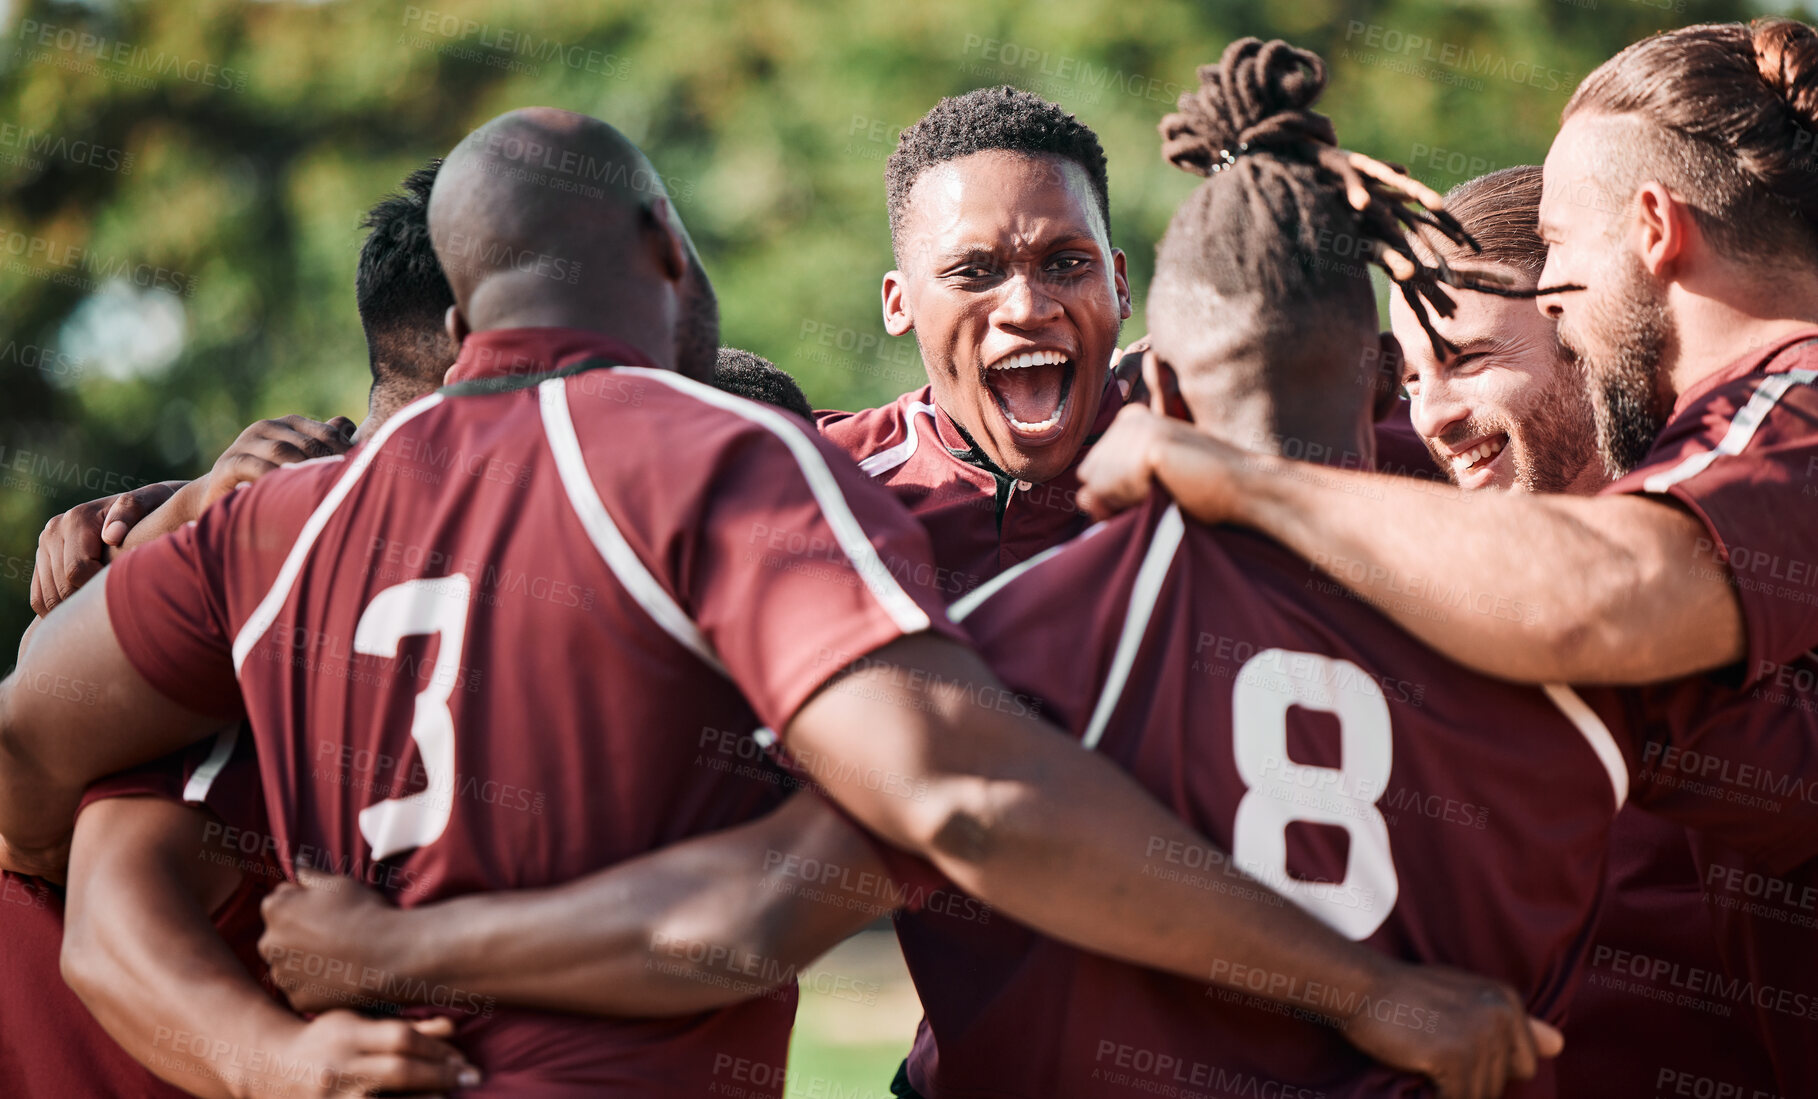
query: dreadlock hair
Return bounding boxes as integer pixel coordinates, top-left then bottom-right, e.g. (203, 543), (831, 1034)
(885, 86), (1110, 261)
(1564, 18), (1818, 265)
(356, 158), (458, 394)
(712, 348), (814, 421)
(1155, 38), (1505, 359)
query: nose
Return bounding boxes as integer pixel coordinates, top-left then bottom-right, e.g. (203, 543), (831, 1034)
(1410, 372), (1470, 446)
(994, 270), (1063, 331)
(1536, 252), (1564, 320)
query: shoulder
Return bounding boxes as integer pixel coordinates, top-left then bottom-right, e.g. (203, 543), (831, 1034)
(956, 495), (1176, 635)
(1611, 340), (1818, 497)
(816, 387), (940, 462)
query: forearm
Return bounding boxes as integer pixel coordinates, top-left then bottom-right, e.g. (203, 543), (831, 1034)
(789, 637), (1394, 1020)
(0, 576), (226, 856)
(920, 729), (1390, 1015)
(315, 794), (877, 1017)
(1169, 434), (1741, 684)
(64, 801), (283, 1099)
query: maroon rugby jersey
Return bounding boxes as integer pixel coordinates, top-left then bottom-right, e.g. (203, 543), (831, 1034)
(816, 378), (1123, 586)
(0, 734), (267, 1097)
(1607, 330), (1818, 683)
(103, 326), (960, 1097)
(898, 494), (1818, 1099)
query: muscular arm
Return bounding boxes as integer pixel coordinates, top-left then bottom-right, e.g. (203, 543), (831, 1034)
(62, 796), (276, 1099)
(1080, 408), (1742, 685)
(782, 633), (1554, 1090)
(261, 790), (884, 1018)
(63, 796), (477, 1098)
(0, 572), (229, 871)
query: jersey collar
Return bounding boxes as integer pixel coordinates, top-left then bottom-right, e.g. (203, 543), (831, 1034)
(443, 326), (658, 386)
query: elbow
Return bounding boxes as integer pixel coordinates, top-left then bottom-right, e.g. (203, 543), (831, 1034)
(59, 900), (107, 1007)
(908, 773), (1032, 879)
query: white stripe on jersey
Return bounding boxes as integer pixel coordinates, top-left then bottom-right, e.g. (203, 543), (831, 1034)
(857, 400), (939, 478)
(624, 367), (933, 634)
(1080, 504), (1184, 751)
(181, 726), (240, 804)
(1541, 684), (1629, 810)
(538, 378), (729, 674)
(1641, 368), (1818, 493)
(949, 522), (1107, 623)
(231, 394), (447, 675)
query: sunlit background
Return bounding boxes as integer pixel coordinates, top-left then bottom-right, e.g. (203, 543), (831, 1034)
(0, 0), (1790, 1090)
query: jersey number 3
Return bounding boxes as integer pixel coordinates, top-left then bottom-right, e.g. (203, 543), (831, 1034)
(355, 576), (472, 862)
(1231, 649), (1398, 940)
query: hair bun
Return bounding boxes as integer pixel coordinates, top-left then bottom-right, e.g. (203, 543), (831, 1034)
(1753, 17), (1818, 128)
(1158, 37), (1337, 177)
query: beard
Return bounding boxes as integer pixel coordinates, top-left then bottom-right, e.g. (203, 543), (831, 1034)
(1510, 346), (1600, 494)
(673, 249), (721, 382)
(1562, 256), (1676, 478)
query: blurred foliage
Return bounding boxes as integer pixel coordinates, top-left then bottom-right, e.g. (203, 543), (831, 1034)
(0, 0), (1775, 711)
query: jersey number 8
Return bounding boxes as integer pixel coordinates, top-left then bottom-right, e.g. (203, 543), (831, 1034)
(1230, 649), (1398, 941)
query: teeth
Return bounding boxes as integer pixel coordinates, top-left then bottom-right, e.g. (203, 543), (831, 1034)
(1009, 406), (1065, 432)
(990, 350), (1068, 371)
(1450, 437), (1507, 471)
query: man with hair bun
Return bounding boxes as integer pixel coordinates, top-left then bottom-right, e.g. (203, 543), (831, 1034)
(1080, 26), (1818, 1089)
(1389, 165), (1809, 1099)
(1081, 17), (1818, 704)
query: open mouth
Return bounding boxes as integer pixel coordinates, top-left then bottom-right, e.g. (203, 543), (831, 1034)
(984, 349), (1075, 441)
(1447, 433), (1509, 483)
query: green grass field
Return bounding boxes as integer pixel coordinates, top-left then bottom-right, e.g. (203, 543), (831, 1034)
(784, 927), (919, 1099)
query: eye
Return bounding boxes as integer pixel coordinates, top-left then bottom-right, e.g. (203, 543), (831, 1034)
(944, 263), (996, 282)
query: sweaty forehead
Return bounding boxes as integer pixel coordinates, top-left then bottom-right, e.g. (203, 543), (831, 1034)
(899, 151), (1106, 266)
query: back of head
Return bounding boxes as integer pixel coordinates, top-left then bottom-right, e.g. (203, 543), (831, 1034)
(357, 158), (457, 395)
(712, 348), (813, 421)
(1424, 166), (1546, 282)
(1565, 18), (1818, 262)
(431, 107), (718, 378)
(1151, 39), (1473, 381)
(885, 86), (1111, 260)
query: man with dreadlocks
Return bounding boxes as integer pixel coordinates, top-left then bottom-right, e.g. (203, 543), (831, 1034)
(889, 37), (1818, 1097)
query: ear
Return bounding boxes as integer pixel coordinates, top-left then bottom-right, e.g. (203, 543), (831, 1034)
(1143, 353), (1193, 424)
(882, 270), (914, 337)
(1111, 248), (1132, 320)
(444, 305), (469, 352)
(644, 196), (690, 283)
(1632, 181), (1688, 278)
(1372, 331), (1405, 422)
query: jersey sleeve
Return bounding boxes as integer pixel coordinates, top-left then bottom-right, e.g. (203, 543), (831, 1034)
(1605, 366), (1818, 685)
(1619, 664), (1818, 873)
(78, 726), (266, 840)
(684, 418), (966, 733)
(106, 458), (329, 721)
(106, 506), (245, 722)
